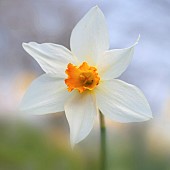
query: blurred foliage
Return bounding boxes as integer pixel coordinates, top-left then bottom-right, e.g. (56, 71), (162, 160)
(0, 120), (84, 170)
(0, 120), (170, 170)
(107, 124), (170, 170)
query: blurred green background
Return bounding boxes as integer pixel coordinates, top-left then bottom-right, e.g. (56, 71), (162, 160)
(1, 117), (170, 170)
(0, 0), (170, 169)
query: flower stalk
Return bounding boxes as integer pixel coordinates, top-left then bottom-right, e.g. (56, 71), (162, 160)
(99, 111), (107, 170)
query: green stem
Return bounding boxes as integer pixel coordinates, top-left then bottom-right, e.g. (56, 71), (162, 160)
(99, 111), (107, 170)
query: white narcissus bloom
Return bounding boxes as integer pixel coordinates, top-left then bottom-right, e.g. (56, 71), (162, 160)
(20, 6), (152, 146)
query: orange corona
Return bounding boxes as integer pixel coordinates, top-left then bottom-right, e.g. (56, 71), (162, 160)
(65, 62), (100, 93)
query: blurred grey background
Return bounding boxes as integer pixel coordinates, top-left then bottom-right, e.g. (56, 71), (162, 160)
(0, 0), (170, 115)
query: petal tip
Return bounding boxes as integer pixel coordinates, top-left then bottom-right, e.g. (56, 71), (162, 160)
(133, 34), (140, 46)
(22, 42), (27, 48)
(147, 107), (153, 119)
(136, 34), (140, 44)
(91, 5), (103, 15)
(70, 139), (75, 149)
(22, 42), (37, 47)
(143, 111), (153, 121)
(93, 5), (100, 10)
(22, 42), (39, 52)
(149, 113), (153, 119)
(22, 42), (33, 50)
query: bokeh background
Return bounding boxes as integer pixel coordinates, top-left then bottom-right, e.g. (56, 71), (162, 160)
(0, 0), (170, 169)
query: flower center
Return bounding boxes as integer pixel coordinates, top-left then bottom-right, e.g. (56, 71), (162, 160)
(65, 62), (100, 93)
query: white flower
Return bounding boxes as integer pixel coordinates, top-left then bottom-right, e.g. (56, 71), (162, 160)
(20, 6), (152, 146)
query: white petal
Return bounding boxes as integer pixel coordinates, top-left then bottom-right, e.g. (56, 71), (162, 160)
(20, 74), (70, 115)
(96, 79), (152, 123)
(70, 6), (109, 65)
(23, 42), (77, 78)
(64, 91), (97, 146)
(98, 35), (140, 80)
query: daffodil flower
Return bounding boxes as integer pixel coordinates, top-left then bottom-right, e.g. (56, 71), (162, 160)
(20, 6), (152, 146)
